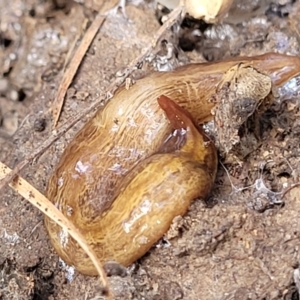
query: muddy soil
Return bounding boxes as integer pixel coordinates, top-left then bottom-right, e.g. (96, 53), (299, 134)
(1, 0), (300, 299)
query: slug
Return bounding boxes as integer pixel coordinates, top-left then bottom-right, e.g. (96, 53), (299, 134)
(45, 53), (300, 275)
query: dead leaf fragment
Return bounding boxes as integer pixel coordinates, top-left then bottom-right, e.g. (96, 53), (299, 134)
(183, 0), (234, 23)
(212, 63), (272, 160)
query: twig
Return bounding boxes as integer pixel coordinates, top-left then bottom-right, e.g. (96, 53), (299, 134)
(281, 182), (300, 198)
(52, 14), (106, 127)
(0, 161), (112, 299)
(102, 5), (185, 96)
(0, 5), (185, 193)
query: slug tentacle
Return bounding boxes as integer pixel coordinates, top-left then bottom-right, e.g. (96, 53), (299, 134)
(45, 53), (300, 275)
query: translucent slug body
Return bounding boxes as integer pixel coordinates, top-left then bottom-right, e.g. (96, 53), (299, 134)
(45, 53), (300, 275)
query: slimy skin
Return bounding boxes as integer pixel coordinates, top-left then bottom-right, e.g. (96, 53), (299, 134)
(44, 53), (300, 275)
(45, 95), (217, 275)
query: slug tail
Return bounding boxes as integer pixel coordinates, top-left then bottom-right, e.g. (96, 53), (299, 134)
(157, 95), (206, 157)
(157, 95), (195, 130)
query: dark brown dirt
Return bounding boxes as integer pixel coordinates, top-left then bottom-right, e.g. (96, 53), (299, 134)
(1, 0), (300, 299)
